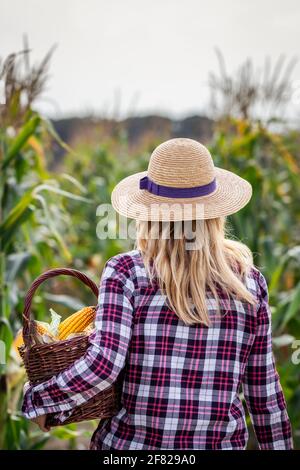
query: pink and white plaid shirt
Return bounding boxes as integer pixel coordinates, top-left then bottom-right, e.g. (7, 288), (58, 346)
(22, 249), (293, 450)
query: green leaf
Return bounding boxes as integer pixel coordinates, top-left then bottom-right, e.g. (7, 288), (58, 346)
(44, 119), (77, 156)
(6, 252), (31, 282)
(44, 293), (85, 311)
(0, 317), (13, 361)
(0, 203), (34, 251)
(2, 115), (40, 169)
(273, 334), (295, 347)
(51, 426), (79, 440)
(36, 183), (91, 203)
(269, 259), (287, 294)
(0, 189), (34, 233)
(281, 281), (300, 330)
(59, 173), (88, 194)
(28, 437), (49, 450)
(34, 194), (72, 262)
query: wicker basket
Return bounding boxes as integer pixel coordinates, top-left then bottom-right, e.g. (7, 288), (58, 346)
(20, 268), (123, 427)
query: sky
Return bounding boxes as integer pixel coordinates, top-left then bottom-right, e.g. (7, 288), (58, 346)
(1, 0), (300, 119)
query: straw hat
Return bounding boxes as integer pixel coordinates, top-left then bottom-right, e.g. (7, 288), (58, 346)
(111, 138), (252, 221)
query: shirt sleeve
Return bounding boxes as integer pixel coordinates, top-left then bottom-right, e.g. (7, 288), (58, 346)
(22, 256), (135, 421)
(242, 271), (293, 450)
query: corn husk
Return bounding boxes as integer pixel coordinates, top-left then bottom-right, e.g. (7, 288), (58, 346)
(13, 307), (95, 355)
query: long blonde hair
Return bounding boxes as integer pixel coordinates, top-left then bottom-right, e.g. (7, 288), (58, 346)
(136, 217), (256, 326)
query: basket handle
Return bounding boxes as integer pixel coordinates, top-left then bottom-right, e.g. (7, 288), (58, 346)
(22, 268), (99, 349)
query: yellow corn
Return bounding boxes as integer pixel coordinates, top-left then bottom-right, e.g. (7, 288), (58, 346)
(58, 306), (95, 340)
(13, 323), (55, 356)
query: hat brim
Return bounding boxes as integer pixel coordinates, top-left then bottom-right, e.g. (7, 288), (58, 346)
(111, 168), (252, 221)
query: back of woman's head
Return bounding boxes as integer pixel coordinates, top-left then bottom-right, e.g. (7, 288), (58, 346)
(137, 217), (256, 326)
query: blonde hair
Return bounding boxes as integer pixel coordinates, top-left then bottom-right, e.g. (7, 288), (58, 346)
(136, 217), (256, 326)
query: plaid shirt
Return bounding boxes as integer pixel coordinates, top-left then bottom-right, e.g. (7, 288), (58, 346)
(22, 249), (293, 450)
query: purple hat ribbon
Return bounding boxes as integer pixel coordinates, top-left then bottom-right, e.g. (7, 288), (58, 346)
(139, 175), (217, 198)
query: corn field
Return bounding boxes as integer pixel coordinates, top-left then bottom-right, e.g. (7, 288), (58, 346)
(0, 50), (300, 449)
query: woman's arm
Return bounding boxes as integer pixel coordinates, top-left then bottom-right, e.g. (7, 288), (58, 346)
(242, 271), (293, 450)
(22, 256), (134, 421)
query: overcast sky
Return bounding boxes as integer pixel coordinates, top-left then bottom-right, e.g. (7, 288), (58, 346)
(1, 0), (300, 119)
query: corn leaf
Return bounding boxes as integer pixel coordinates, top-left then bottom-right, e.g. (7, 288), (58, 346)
(35, 183), (91, 203)
(0, 207), (34, 251)
(2, 115), (40, 169)
(281, 281), (300, 330)
(44, 293), (85, 311)
(6, 252), (31, 282)
(59, 173), (88, 193)
(34, 194), (72, 262)
(44, 119), (76, 156)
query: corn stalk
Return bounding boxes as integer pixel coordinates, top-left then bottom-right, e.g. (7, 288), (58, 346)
(0, 45), (90, 449)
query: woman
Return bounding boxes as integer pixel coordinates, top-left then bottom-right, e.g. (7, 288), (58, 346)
(22, 138), (293, 450)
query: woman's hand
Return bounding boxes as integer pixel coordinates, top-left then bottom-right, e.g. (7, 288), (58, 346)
(31, 415), (50, 432)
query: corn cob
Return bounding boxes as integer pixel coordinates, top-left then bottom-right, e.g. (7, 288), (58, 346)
(58, 306), (96, 340)
(13, 323), (55, 356)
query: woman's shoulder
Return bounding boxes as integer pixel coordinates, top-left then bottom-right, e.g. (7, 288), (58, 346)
(245, 265), (269, 302)
(103, 249), (147, 283)
(105, 249), (143, 269)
